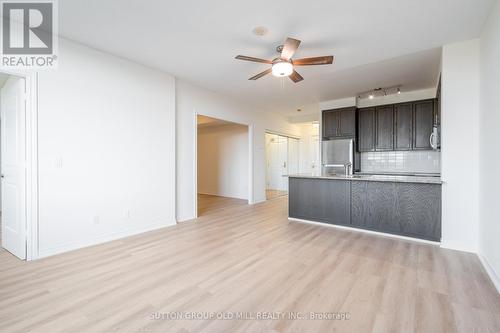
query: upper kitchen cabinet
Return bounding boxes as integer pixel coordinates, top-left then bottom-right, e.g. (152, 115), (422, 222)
(358, 107), (375, 152)
(339, 108), (356, 137)
(356, 98), (437, 152)
(375, 105), (394, 151)
(413, 100), (434, 150)
(322, 107), (356, 140)
(322, 110), (339, 139)
(394, 103), (413, 150)
(435, 76), (441, 126)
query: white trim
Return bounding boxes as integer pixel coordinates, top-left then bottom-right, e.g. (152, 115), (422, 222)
(478, 254), (500, 294)
(196, 191), (247, 201)
(38, 221), (173, 259)
(439, 241), (477, 254)
(25, 73), (39, 261)
(194, 113), (253, 215)
(193, 110), (198, 219)
(248, 125), (254, 204)
(1, 69), (39, 261)
(288, 217), (441, 246)
(265, 129), (300, 140)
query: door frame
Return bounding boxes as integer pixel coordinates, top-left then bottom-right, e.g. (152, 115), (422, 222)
(0, 69), (38, 261)
(193, 113), (253, 218)
(264, 131), (301, 194)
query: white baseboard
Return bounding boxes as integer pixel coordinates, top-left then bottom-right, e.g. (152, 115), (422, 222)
(197, 191), (248, 201)
(37, 221), (175, 259)
(478, 254), (500, 294)
(288, 217), (441, 246)
(439, 240), (477, 254)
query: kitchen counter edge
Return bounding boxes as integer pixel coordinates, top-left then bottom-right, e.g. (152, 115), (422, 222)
(288, 174), (443, 184)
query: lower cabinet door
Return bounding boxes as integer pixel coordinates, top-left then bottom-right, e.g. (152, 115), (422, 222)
(289, 178), (351, 226)
(394, 183), (441, 241)
(351, 181), (400, 234)
(351, 181), (441, 241)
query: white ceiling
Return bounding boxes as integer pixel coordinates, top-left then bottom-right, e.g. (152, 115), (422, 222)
(197, 115), (237, 128)
(59, 0), (494, 116)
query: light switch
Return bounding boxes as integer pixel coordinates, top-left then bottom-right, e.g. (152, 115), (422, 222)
(55, 157), (63, 168)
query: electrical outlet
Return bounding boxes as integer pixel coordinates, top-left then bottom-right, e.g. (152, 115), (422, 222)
(125, 209), (131, 219)
(93, 216), (100, 225)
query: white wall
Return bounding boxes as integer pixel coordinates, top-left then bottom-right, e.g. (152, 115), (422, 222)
(197, 123), (248, 200)
(176, 80), (301, 221)
(479, 0), (500, 292)
(319, 97), (356, 110)
(356, 88), (437, 108)
(297, 122), (320, 174)
(440, 39), (480, 253)
(37, 39), (176, 257)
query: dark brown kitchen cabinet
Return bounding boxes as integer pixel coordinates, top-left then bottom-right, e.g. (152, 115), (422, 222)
(322, 107), (356, 140)
(413, 100), (434, 150)
(394, 103), (413, 150)
(358, 108), (376, 152)
(375, 105), (394, 151)
(339, 108), (356, 137)
(322, 110), (339, 139)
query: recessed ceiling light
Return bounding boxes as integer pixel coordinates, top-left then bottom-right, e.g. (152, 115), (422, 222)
(368, 94), (374, 99)
(252, 26), (268, 36)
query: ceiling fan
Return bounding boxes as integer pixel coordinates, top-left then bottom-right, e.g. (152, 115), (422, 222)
(235, 37), (334, 83)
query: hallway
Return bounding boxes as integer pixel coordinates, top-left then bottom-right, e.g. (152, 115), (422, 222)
(197, 194), (247, 217)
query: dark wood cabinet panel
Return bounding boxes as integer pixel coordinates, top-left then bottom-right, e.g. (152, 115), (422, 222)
(413, 100), (434, 150)
(322, 107), (356, 140)
(356, 99), (436, 152)
(358, 108), (375, 152)
(289, 177), (442, 241)
(351, 181), (400, 234)
(351, 181), (441, 241)
(289, 178), (351, 226)
(339, 108), (356, 137)
(435, 77), (441, 126)
(394, 103), (413, 150)
(375, 105), (394, 151)
(394, 183), (442, 241)
(322, 110), (339, 139)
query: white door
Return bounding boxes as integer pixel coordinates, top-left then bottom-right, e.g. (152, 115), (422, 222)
(1, 76), (26, 259)
(287, 137), (299, 175)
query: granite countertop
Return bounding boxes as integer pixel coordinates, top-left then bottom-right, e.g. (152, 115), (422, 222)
(287, 173), (443, 184)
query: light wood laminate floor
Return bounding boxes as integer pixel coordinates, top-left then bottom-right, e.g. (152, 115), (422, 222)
(197, 194), (247, 216)
(1, 196), (499, 332)
(266, 189), (287, 200)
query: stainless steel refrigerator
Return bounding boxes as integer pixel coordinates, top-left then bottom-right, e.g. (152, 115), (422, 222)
(321, 139), (355, 175)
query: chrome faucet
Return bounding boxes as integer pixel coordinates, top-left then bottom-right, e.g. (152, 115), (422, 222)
(344, 162), (353, 176)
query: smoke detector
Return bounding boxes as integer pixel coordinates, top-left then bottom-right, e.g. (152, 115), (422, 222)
(252, 26), (268, 36)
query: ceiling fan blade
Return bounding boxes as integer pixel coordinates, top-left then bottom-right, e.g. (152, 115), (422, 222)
(235, 55), (272, 64)
(281, 37), (301, 60)
(293, 56), (334, 66)
(249, 68), (272, 80)
(289, 70), (304, 83)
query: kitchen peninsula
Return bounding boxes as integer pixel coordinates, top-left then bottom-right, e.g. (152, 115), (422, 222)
(288, 173), (442, 241)
(289, 95), (442, 242)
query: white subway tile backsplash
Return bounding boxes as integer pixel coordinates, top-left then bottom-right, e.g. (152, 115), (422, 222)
(360, 151), (440, 174)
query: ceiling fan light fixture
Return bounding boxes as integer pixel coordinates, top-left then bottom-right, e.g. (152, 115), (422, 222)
(272, 61), (293, 77)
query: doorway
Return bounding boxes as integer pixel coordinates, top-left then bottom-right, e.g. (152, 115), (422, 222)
(196, 115), (250, 217)
(265, 132), (299, 200)
(0, 71), (38, 260)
